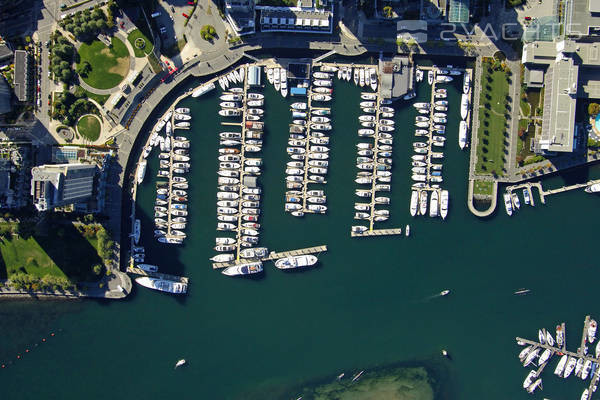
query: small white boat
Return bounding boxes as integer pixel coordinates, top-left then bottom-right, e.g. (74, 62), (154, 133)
(589, 319), (597, 343)
(554, 354), (568, 377)
(175, 359), (186, 369)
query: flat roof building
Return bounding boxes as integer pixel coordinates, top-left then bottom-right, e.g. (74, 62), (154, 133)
(31, 163), (96, 211)
(13, 50), (29, 102)
(224, 0), (256, 36)
(565, 0), (600, 38)
(522, 39), (600, 154)
(259, 8), (332, 34)
(248, 65), (261, 86)
(0, 42), (13, 64)
(379, 56), (412, 99)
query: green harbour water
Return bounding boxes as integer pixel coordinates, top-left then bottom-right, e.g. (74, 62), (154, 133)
(3, 64), (600, 399)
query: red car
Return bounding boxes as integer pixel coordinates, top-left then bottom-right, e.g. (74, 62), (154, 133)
(120, 21), (125, 28)
(524, 16), (531, 21)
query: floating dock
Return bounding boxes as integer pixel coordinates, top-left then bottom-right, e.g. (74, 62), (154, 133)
(212, 245), (327, 269)
(351, 228), (403, 237)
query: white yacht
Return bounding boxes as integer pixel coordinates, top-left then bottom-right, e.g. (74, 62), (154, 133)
(275, 254), (318, 269)
(463, 72), (470, 94)
(523, 370), (537, 389)
(459, 120), (468, 149)
(280, 68), (288, 97)
(135, 277), (187, 294)
(419, 190), (428, 216)
(137, 160), (147, 184)
(429, 190), (439, 217)
(222, 262), (263, 276)
(460, 93), (469, 120)
(427, 70), (433, 85)
(585, 183), (600, 193)
(274, 67), (280, 91)
(440, 190), (449, 220)
(267, 68), (274, 84)
(564, 356), (577, 378)
(503, 193), (513, 216)
(369, 68), (377, 91)
(554, 354), (568, 377)
(589, 319), (597, 343)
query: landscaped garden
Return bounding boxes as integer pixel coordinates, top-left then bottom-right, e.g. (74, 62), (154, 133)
(475, 57), (511, 177)
(127, 29), (153, 58)
(77, 115), (101, 141)
(473, 180), (494, 196)
(77, 37), (130, 90)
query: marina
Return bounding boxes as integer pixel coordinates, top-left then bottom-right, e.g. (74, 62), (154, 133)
(516, 316), (600, 397)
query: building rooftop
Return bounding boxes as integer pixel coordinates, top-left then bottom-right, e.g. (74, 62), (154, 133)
(566, 0), (600, 37)
(525, 68), (545, 88)
(540, 57), (579, 153)
(0, 43), (13, 63)
(379, 56), (411, 99)
(13, 50), (28, 102)
(31, 163), (96, 211)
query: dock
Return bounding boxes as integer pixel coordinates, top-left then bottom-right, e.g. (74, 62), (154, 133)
(351, 228), (403, 237)
(126, 266), (189, 284)
(506, 178), (600, 207)
(212, 245), (327, 269)
(516, 315), (600, 397)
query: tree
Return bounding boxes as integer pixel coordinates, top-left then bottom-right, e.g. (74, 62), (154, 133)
(383, 5), (393, 18)
(588, 103), (600, 116)
(93, 264), (102, 275)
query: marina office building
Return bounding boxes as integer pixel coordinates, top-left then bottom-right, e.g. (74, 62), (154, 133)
(30, 163), (96, 211)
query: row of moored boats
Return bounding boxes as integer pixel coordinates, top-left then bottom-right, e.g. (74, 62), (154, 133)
(152, 107), (192, 245)
(214, 77), (266, 267)
(352, 92), (398, 233)
(283, 65), (339, 216)
(518, 321), (598, 398)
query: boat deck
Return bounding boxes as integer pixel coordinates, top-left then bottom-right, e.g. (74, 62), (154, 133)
(126, 267), (189, 284)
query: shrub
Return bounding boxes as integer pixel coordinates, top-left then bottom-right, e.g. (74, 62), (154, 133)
(588, 103), (600, 117)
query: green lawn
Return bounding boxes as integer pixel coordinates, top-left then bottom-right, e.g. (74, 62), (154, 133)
(77, 37), (130, 90)
(473, 180), (494, 196)
(475, 63), (510, 176)
(0, 223), (103, 282)
(127, 29), (153, 58)
(77, 114), (101, 141)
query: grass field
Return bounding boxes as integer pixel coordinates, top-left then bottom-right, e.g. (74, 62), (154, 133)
(77, 37), (130, 90)
(77, 114), (101, 141)
(127, 29), (153, 58)
(475, 63), (510, 176)
(0, 223), (103, 282)
(473, 180), (494, 196)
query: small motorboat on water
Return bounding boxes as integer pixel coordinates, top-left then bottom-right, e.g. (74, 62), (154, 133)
(175, 359), (187, 369)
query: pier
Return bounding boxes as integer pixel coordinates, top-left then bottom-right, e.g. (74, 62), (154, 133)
(516, 315), (600, 397)
(351, 228), (403, 237)
(212, 245), (327, 269)
(506, 178), (600, 207)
